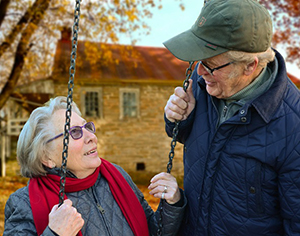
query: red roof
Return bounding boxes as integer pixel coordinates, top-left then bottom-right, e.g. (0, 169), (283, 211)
(51, 30), (299, 87)
(52, 40), (194, 85)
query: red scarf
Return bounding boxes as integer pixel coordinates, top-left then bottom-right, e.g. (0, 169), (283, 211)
(29, 158), (149, 236)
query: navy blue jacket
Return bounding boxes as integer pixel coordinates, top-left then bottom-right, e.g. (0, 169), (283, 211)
(165, 50), (300, 235)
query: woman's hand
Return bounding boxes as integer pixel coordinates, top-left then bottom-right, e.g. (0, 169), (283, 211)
(48, 199), (84, 236)
(148, 172), (181, 205)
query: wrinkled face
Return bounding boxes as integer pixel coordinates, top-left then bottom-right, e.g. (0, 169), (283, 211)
(197, 54), (249, 99)
(48, 109), (101, 178)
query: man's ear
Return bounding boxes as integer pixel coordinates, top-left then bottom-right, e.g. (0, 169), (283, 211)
(244, 57), (259, 76)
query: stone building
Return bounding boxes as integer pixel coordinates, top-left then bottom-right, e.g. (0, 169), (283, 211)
(3, 29), (194, 179)
(1, 29), (300, 179)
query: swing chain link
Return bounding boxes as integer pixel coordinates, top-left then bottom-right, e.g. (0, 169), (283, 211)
(166, 61), (194, 174)
(157, 61), (194, 236)
(59, 0), (81, 206)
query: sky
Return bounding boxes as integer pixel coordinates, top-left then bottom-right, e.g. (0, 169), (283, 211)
(120, 0), (201, 47)
(119, 0), (299, 77)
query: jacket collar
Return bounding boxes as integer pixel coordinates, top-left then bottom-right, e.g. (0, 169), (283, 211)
(197, 49), (288, 123)
(251, 50), (287, 123)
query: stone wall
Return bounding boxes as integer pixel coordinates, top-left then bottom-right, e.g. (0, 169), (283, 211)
(54, 82), (185, 179)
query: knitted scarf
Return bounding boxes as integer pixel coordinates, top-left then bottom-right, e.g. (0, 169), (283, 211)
(29, 158), (149, 236)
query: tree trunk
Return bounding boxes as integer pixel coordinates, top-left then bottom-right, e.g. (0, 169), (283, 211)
(0, 0), (48, 58)
(0, 0), (51, 109)
(0, 0), (10, 27)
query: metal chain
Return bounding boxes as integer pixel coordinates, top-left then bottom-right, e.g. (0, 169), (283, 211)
(166, 61), (194, 173)
(156, 61), (194, 235)
(59, 0), (81, 206)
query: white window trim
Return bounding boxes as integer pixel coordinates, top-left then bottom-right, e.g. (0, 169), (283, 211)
(119, 88), (140, 120)
(80, 87), (103, 119)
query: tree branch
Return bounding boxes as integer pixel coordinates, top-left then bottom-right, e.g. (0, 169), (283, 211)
(0, 0), (10, 27)
(0, 0), (49, 58)
(0, 0), (51, 109)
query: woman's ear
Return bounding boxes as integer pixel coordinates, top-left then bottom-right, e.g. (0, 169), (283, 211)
(244, 57), (259, 76)
(42, 158), (56, 168)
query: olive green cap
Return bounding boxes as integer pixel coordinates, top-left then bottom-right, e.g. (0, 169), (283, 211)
(163, 0), (273, 61)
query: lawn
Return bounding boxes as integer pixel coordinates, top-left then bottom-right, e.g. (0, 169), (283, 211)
(0, 160), (160, 235)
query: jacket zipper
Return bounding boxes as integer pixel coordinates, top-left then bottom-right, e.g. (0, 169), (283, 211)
(91, 187), (113, 236)
(223, 105), (228, 117)
(97, 203), (105, 214)
(210, 96), (220, 130)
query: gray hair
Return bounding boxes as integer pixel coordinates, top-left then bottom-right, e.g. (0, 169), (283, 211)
(225, 47), (275, 70)
(17, 96), (81, 178)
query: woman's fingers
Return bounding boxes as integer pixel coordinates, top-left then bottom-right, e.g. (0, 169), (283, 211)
(48, 199), (84, 236)
(148, 172), (181, 204)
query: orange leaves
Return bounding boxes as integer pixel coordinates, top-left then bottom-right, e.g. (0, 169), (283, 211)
(125, 8), (138, 22)
(258, 0), (300, 67)
(137, 185), (160, 210)
(0, 0), (187, 111)
(0, 175), (28, 234)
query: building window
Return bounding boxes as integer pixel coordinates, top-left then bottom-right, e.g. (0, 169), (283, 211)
(119, 88), (140, 119)
(136, 162), (145, 171)
(80, 88), (103, 118)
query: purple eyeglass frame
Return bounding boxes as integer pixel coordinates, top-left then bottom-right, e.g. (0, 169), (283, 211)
(46, 122), (95, 143)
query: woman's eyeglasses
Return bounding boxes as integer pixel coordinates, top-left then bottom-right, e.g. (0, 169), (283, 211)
(199, 61), (234, 75)
(46, 122), (96, 143)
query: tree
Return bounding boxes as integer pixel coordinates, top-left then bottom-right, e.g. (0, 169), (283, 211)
(0, 0), (51, 109)
(0, 0), (299, 111)
(0, 0), (184, 109)
(259, 0), (300, 67)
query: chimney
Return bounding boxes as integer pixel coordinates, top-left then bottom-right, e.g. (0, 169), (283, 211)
(61, 27), (72, 42)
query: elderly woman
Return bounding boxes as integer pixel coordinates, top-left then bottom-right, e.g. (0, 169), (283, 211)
(4, 96), (186, 236)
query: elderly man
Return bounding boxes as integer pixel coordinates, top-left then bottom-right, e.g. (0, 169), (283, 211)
(163, 0), (300, 235)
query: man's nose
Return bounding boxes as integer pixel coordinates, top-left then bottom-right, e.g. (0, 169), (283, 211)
(197, 62), (210, 76)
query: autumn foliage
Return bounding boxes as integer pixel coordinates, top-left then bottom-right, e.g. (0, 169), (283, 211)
(0, 0), (170, 109)
(0, 0), (299, 111)
(259, 0), (300, 67)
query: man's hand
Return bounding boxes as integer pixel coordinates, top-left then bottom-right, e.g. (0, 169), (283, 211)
(164, 79), (195, 122)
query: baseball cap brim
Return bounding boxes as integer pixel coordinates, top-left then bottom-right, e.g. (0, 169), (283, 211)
(163, 29), (229, 62)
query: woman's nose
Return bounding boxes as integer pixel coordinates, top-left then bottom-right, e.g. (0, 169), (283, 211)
(84, 129), (97, 143)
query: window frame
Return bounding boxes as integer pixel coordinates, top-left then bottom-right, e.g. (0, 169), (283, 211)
(80, 87), (103, 119)
(119, 88), (140, 120)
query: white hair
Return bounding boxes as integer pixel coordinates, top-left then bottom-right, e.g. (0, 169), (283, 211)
(225, 47), (275, 69)
(17, 96), (81, 178)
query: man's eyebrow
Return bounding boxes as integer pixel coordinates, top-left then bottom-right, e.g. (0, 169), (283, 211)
(203, 59), (217, 66)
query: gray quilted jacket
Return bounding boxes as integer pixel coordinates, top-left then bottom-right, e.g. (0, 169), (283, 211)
(4, 164), (186, 235)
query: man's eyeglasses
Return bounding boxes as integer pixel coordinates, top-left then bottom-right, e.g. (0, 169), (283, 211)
(199, 61), (234, 75)
(46, 121), (96, 143)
